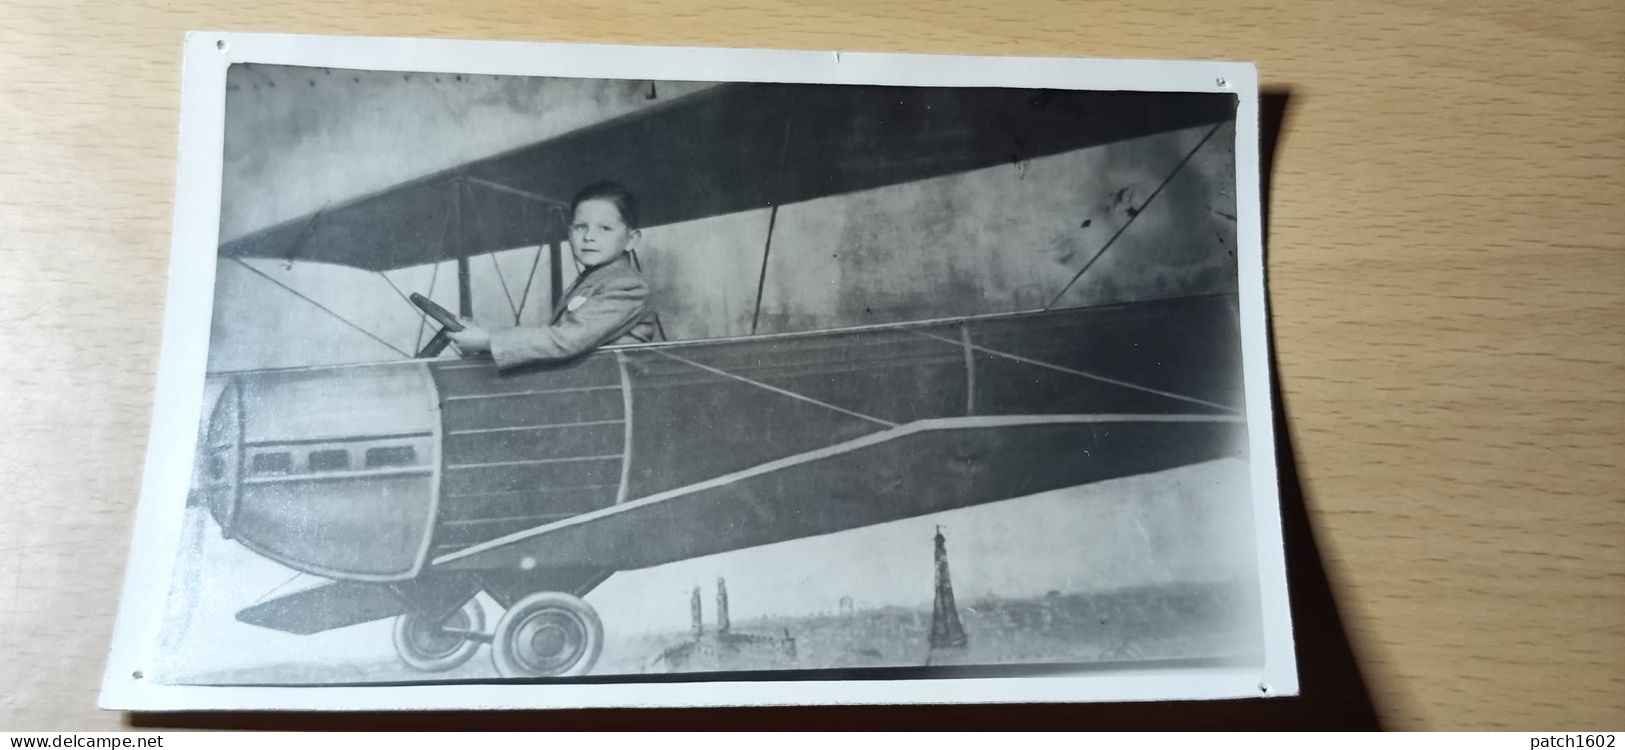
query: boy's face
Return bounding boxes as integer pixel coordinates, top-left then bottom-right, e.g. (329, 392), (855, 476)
(569, 199), (638, 269)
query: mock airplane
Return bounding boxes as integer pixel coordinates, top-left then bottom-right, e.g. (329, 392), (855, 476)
(196, 81), (1245, 678)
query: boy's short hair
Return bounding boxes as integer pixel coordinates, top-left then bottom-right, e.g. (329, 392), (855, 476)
(570, 181), (640, 230)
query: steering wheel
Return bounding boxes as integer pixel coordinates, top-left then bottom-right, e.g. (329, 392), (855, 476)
(410, 293), (465, 358)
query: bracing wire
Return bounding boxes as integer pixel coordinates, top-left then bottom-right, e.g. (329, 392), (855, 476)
(377, 268), (444, 357)
(1044, 122), (1226, 310)
(375, 269), (415, 308)
(231, 259), (409, 357)
(514, 244), (546, 325)
(488, 250), (520, 322)
(462, 180), (521, 320)
(248, 570), (306, 607)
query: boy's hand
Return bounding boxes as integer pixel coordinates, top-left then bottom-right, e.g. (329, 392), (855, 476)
(447, 318), (492, 355)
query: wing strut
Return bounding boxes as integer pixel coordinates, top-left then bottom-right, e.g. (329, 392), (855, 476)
(459, 176), (573, 322)
(750, 204), (780, 335)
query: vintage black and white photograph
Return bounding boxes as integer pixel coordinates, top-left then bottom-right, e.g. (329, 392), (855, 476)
(102, 35), (1292, 710)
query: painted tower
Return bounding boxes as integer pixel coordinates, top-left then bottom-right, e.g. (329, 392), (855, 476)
(929, 526), (968, 649)
(716, 577), (731, 634)
(690, 586), (703, 638)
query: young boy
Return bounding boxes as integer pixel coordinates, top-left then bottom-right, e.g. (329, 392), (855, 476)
(448, 182), (657, 368)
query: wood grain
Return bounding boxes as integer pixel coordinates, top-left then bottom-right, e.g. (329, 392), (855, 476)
(1, 0), (1620, 730)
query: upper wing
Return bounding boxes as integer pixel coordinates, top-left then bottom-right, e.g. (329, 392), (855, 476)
(220, 83), (1234, 271)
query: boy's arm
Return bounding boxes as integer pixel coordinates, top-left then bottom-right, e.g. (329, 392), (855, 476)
(488, 275), (648, 368)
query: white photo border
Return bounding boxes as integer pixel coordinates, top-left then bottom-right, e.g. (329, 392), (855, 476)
(101, 31), (1293, 712)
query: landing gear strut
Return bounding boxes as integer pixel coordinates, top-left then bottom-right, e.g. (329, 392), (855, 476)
(392, 598), (486, 672)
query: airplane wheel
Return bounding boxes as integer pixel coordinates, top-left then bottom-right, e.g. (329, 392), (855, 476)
(491, 592), (603, 678)
(393, 598), (485, 672)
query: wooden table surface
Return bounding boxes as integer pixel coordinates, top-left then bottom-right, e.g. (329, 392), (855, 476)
(1, 0), (1620, 731)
